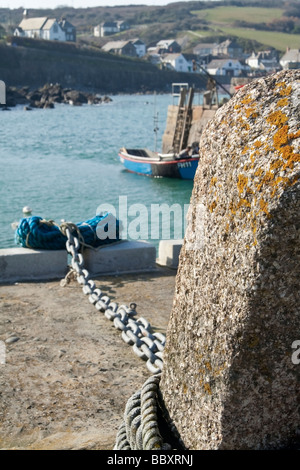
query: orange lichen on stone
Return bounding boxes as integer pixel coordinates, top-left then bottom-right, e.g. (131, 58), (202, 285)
(273, 125), (289, 147)
(251, 219), (257, 235)
(237, 198), (251, 209)
(267, 110), (288, 127)
(241, 95), (253, 105)
(271, 125), (300, 170)
(253, 141), (263, 149)
(281, 147), (300, 169)
(269, 159), (283, 171)
(275, 82), (292, 97)
(237, 174), (248, 194)
(241, 121), (250, 131)
(209, 200), (217, 212)
(289, 129), (300, 140)
(245, 108), (258, 119)
(210, 177), (218, 187)
(255, 168), (264, 177)
(259, 198), (271, 218)
(277, 97), (289, 108)
(203, 383), (212, 395)
(279, 85), (292, 96)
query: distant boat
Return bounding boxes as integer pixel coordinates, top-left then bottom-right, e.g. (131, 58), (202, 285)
(118, 147), (199, 179)
(119, 76), (231, 180)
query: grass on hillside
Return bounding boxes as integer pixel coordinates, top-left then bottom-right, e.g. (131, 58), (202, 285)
(189, 5), (300, 52)
(216, 26), (300, 52)
(192, 6), (283, 24)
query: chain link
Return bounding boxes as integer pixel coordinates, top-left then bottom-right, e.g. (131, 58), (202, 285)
(61, 227), (165, 374)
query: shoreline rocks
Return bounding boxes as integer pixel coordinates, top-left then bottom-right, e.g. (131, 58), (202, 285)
(1, 83), (112, 110)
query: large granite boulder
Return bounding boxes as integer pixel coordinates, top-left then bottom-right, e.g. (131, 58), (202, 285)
(160, 69), (300, 449)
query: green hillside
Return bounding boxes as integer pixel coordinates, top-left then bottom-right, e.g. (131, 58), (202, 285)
(191, 5), (300, 52)
(1, 1), (300, 53)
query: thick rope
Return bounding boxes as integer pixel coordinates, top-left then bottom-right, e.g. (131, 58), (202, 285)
(114, 375), (173, 450)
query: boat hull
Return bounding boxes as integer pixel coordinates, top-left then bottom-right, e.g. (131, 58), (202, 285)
(119, 148), (199, 180)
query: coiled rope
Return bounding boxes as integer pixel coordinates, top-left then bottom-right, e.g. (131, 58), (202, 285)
(114, 375), (166, 450)
(15, 214), (120, 250)
(114, 374), (185, 450)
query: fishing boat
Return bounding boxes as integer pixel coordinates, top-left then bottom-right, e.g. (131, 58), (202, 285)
(119, 77), (231, 180)
(118, 147), (199, 179)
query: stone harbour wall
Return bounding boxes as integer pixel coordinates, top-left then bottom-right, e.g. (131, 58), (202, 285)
(160, 69), (300, 449)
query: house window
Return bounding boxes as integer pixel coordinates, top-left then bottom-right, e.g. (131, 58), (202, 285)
(53, 24), (58, 33)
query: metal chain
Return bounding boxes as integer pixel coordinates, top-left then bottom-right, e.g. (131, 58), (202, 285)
(61, 226), (165, 374)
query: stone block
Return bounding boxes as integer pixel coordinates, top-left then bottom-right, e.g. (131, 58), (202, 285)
(0, 248), (68, 283)
(157, 240), (183, 268)
(160, 70), (300, 450)
(82, 240), (157, 276)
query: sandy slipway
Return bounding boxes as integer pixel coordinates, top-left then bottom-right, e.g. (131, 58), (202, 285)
(0, 268), (176, 450)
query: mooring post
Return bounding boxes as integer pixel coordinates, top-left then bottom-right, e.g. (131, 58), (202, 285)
(160, 69), (300, 450)
(0, 80), (6, 105)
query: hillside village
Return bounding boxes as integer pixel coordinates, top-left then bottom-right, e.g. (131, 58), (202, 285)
(10, 9), (300, 81)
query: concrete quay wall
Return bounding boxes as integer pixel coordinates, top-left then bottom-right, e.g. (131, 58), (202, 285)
(0, 240), (183, 283)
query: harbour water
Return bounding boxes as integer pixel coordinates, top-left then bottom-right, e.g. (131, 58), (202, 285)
(0, 93), (195, 251)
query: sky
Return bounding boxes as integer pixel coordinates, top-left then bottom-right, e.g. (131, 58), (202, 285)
(1, 0), (200, 9)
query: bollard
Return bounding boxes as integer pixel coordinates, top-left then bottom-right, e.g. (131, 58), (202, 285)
(160, 70), (300, 450)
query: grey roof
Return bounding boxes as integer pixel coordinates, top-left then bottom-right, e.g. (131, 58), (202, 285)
(129, 38), (145, 45)
(59, 19), (75, 29)
(194, 43), (216, 50)
(281, 49), (300, 62)
(102, 40), (132, 51)
(217, 39), (241, 49)
(101, 21), (117, 28)
(162, 53), (182, 61)
(207, 59), (240, 68)
(157, 39), (178, 47)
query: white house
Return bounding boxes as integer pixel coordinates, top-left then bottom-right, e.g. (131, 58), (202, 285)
(206, 59), (245, 77)
(59, 18), (76, 42)
(156, 39), (181, 54)
(246, 50), (279, 72)
(102, 40), (137, 57)
(193, 43), (217, 57)
(40, 19), (65, 41)
(280, 48), (300, 70)
(212, 40), (244, 59)
(130, 38), (146, 58)
(161, 53), (192, 73)
(94, 20), (130, 38)
(14, 16), (74, 42)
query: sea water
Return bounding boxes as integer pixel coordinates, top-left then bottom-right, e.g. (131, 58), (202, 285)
(0, 94), (195, 252)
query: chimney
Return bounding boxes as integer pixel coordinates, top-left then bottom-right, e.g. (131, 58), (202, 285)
(23, 9), (28, 18)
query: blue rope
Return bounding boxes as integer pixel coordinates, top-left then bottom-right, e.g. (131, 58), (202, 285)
(15, 214), (120, 250)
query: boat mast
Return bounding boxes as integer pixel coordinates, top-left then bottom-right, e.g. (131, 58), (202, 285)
(153, 91), (159, 152)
